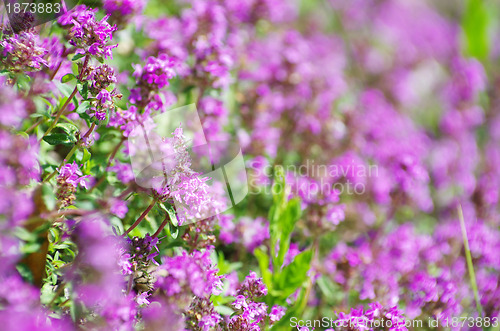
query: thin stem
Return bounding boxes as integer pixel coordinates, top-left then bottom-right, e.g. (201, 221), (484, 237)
(117, 186), (134, 200)
(89, 137), (126, 193)
(41, 55), (90, 141)
(88, 176), (105, 194)
(49, 60), (63, 81)
(43, 209), (93, 219)
(458, 204), (483, 317)
(153, 213), (171, 238)
(48, 45), (68, 81)
(26, 118), (44, 133)
(48, 283), (66, 306)
(43, 144), (78, 182)
(40, 86), (78, 141)
(123, 200), (156, 236)
(107, 136), (125, 167)
(43, 119), (97, 183)
(82, 122), (96, 140)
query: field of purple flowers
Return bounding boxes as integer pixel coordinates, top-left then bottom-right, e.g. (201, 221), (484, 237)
(1, 0), (500, 330)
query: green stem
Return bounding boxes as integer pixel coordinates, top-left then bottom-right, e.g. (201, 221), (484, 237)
(26, 118), (44, 133)
(40, 86), (78, 141)
(43, 119), (97, 183)
(458, 204), (483, 318)
(41, 55), (90, 141)
(43, 144), (78, 183)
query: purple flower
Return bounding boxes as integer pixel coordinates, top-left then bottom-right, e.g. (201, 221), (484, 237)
(58, 161), (90, 189)
(229, 279), (270, 331)
(239, 271), (268, 299)
(108, 162), (135, 183)
(110, 199), (128, 218)
(136, 292), (150, 306)
(56, 161), (90, 207)
(103, 0), (146, 27)
(335, 302), (408, 331)
(199, 312), (222, 331)
(0, 31), (48, 73)
(68, 215), (137, 330)
(269, 305), (286, 323)
(0, 83), (27, 128)
(97, 89), (112, 103)
(129, 54), (176, 110)
(60, 7), (117, 59)
(155, 246), (222, 308)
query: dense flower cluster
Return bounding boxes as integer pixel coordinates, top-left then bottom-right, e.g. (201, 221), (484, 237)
(0, 30), (48, 73)
(228, 272), (285, 331)
(0, 83), (39, 226)
(86, 64), (120, 120)
(335, 302), (408, 331)
(56, 162), (89, 207)
(155, 247), (222, 308)
(58, 6), (117, 59)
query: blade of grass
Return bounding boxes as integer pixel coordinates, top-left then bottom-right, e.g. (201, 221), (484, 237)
(458, 204), (483, 318)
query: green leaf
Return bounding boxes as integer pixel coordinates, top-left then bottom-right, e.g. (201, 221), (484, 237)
(316, 275), (340, 302)
(269, 166), (287, 264)
(462, 0), (491, 60)
(40, 283), (56, 305)
(16, 263), (34, 284)
(254, 248), (272, 288)
(61, 73), (76, 83)
(158, 203), (180, 238)
(42, 183), (57, 211)
(75, 100), (90, 114)
(160, 203), (179, 227)
(79, 111), (91, 121)
(72, 53), (86, 61)
(56, 123), (79, 136)
(21, 241), (42, 254)
(43, 133), (76, 146)
(14, 227), (37, 242)
(17, 132), (29, 139)
(168, 221), (179, 239)
(77, 82), (89, 99)
(271, 165), (286, 206)
(213, 305), (234, 316)
(80, 148), (91, 164)
(275, 198), (302, 268)
(275, 249), (313, 299)
(269, 284), (310, 330)
(56, 82), (75, 98)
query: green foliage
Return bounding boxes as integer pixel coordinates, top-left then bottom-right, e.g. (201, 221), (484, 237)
(462, 0), (491, 60)
(256, 167), (313, 314)
(158, 203), (180, 238)
(43, 132), (77, 146)
(76, 100), (90, 114)
(77, 81), (89, 99)
(61, 73), (76, 83)
(71, 54), (86, 62)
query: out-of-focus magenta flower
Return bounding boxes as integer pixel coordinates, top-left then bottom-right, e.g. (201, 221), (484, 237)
(103, 0), (146, 27)
(70, 215), (137, 330)
(219, 216), (269, 252)
(0, 31), (48, 73)
(110, 199), (128, 218)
